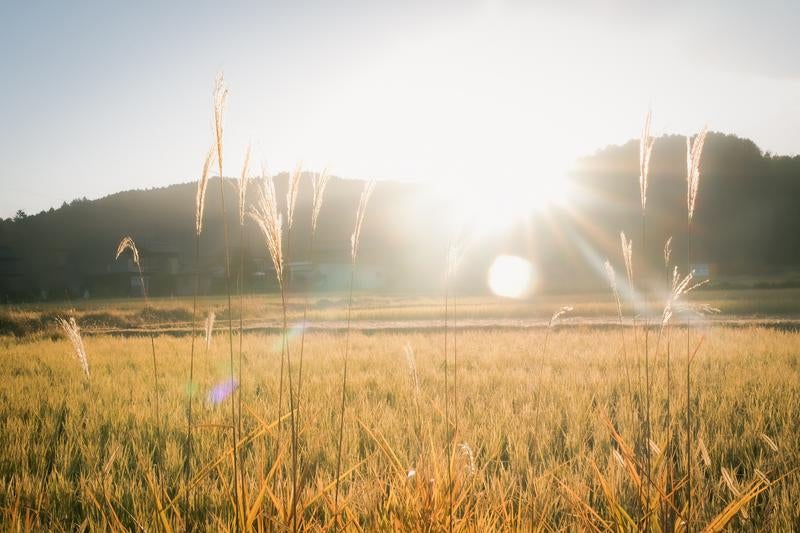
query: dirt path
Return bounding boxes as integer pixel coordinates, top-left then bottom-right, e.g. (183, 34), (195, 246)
(89, 315), (800, 336)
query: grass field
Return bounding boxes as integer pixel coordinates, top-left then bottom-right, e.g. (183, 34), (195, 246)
(1, 321), (799, 530)
(4, 288), (800, 338)
(3, 73), (800, 532)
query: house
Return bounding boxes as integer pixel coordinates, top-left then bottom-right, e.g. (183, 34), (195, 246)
(0, 245), (23, 300)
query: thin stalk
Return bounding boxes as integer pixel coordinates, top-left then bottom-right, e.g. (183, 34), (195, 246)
(185, 233), (200, 529)
(453, 281), (459, 434)
(237, 221), (247, 516)
(642, 212), (651, 529)
(686, 217), (693, 531)
(533, 315), (557, 431)
(218, 176), (241, 529)
(333, 266), (356, 529)
(443, 268), (453, 533)
(281, 284), (299, 533)
(664, 258), (674, 531)
(284, 220), (299, 533)
(612, 290), (633, 422)
(131, 259), (160, 432)
(295, 231), (316, 431)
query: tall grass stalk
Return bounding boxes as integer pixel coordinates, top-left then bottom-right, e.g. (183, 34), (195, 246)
(185, 145), (215, 527)
(283, 163), (303, 532)
(236, 146), (250, 448)
(249, 171), (295, 524)
(603, 260), (633, 421)
(638, 110), (655, 528)
(443, 244), (452, 533)
(451, 239), (463, 532)
(685, 126), (708, 528)
(296, 169), (330, 430)
(114, 236), (160, 429)
(333, 180), (376, 528)
(663, 235), (675, 530)
(210, 74), (242, 528)
(443, 234), (465, 533)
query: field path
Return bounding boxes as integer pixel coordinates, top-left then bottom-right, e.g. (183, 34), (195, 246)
(90, 315), (800, 336)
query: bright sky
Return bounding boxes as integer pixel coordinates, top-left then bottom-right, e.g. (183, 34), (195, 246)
(1, 0), (798, 218)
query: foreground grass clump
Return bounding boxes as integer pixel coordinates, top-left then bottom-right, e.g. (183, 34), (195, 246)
(0, 327), (798, 530)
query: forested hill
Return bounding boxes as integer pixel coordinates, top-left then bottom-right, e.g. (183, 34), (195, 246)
(1, 132), (799, 300)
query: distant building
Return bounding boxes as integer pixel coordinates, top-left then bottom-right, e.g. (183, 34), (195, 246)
(0, 245), (23, 300)
(691, 263), (716, 279)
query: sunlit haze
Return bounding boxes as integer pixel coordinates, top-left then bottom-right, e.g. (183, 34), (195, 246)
(1, 1), (799, 218)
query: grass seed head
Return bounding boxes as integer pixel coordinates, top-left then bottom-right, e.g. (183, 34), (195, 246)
(639, 109), (655, 212)
(213, 73), (228, 179)
(351, 180), (376, 263)
(249, 172), (284, 287)
(238, 145), (251, 226)
(311, 168), (331, 234)
(56, 316), (90, 380)
(204, 310), (216, 349)
(286, 163), (303, 231)
(620, 232), (634, 289)
(196, 147), (216, 235)
(687, 126), (709, 222)
(115, 236), (140, 267)
(664, 236), (673, 267)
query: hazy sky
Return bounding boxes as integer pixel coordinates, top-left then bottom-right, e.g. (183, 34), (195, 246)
(1, 0), (798, 218)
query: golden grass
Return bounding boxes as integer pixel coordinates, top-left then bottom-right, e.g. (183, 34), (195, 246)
(1, 327), (798, 530)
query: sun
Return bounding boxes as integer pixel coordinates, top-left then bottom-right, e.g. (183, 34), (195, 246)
(488, 255), (534, 299)
(439, 162), (572, 235)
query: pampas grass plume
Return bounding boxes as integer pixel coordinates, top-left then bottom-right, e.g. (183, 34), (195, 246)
(57, 317), (90, 379)
(351, 180), (376, 263)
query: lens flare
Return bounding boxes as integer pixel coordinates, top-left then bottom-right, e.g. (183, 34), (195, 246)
(488, 255), (533, 299)
(208, 378), (239, 406)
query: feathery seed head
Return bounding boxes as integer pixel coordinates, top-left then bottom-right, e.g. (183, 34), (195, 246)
(204, 310), (216, 349)
(249, 172), (284, 287)
(687, 126), (709, 222)
(213, 73), (228, 178)
(238, 145), (251, 226)
(620, 232), (634, 289)
(350, 180), (376, 263)
(286, 163), (303, 230)
(446, 228), (467, 278)
(603, 260), (617, 292)
(661, 267), (715, 326)
(196, 147), (216, 235)
(115, 236), (140, 267)
(639, 110), (655, 212)
(549, 306), (573, 328)
(57, 316), (90, 380)
(664, 236), (673, 267)
(458, 442), (477, 476)
(311, 168), (331, 234)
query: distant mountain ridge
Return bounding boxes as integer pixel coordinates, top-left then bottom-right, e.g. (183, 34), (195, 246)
(1, 132), (799, 300)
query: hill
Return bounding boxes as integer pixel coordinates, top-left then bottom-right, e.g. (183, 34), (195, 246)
(1, 132), (799, 301)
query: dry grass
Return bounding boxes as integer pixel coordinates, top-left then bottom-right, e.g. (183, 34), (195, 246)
(1, 327), (798, 530)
